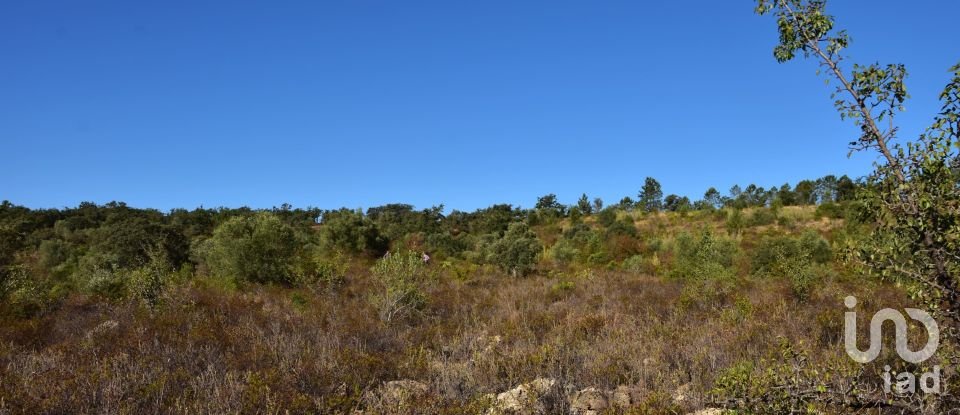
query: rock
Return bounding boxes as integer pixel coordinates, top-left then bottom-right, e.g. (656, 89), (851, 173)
(687, 409), (725, 415)
(486, 378), (556, 415)
(569, 387), (608, 415)
(363, 379), (429, 411)
(610, 385), (644, 408)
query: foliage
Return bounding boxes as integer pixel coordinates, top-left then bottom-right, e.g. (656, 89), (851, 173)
(128, 246), (174, 308)
(370, 250), (429, 322)
(319, 208), (387, 255)
(637, 177), (663, 212)
(200, 212), (303, 285)
(725, 209), (745, 236)
(757, 0), (960, 410)
(490, 222), (542, 277)
(0, 265), (55, 317)
(670, 230), (738, 282)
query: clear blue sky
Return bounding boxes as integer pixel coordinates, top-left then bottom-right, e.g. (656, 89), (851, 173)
(2, 1), (957, 212)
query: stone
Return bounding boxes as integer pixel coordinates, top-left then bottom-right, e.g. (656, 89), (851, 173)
(486, 378), (556, 415)
(569, 387), (608, 415)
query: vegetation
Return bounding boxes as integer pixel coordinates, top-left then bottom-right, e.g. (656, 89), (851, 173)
(0, 177), (875, 413)
(0, 0), (955, 413)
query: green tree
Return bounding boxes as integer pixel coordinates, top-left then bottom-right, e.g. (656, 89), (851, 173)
(793, 180), (816, 205)
(703, 187), (723, 209)
(201, 212), (302, 284)
(637, 177), (663, 212)
(577, 193), (593, 215)
(664, 194), (691, 212)
(490, 222), (542, 277)
(319, 208), (387, 255)
(757, 0), (960, 410)
(535, 194), (566, 218)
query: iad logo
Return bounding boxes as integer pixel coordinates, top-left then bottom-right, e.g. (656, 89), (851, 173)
(844, 296), (941, 394)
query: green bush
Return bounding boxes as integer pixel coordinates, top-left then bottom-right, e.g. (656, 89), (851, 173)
(725, 209), (745, 235)
(319, 208), (387, 255)
(752, 231), (831, 277)
(1, 265), (54, 317)
(199, 212), (303, 284)
(296, 247), (348, 289)
(596, 207), (618, 227)
(370, 251), (429, 322)
(425, 232), (471, 258)
(670, 230), (738, 281)
(752, 231), (831, 301)
(748, 208), (777, 226)
(83, 265), (127, 300)
(814, 201), (846, 219)
(548, 239), (579, 266)
(490, 222), (542, 277)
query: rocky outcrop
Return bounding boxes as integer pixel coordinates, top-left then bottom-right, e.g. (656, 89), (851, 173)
(569, 387), (608, 415)
(609, 385), (645, 408)
(486, 378), (556, 415)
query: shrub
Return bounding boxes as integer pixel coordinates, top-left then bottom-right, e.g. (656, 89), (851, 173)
(425, 232), (471, 258)
(319, 208), (387, 255)
(725, 209), (745, 235)
(129, 247), (173, 308)
(370, 251), (429, 322)
(490, 222), (542, 277)
(200, 212), (303, 284)
(752, 231), (831, 277)
(0, 265), (54, 317)
(547, 239), (579, 266)
(748, 208), (777, 226)
(548, 280), (575, 301)
(814, 201), (845, 219)
(621, 254), (648, 274)
(670, 230), (738, 281)
(83, 265), (128, 300)
(596, 207), (617, 227)
(751, 231), (831, 301)
(296, 247), (348, 290)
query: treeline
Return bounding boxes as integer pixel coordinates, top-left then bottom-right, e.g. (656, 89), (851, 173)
(0, 174), (857, 316)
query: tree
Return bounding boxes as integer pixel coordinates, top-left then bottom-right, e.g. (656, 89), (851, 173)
(637, 177), (663, 212)
(535, 194), (566, 218)
(727, 185), (745, 208)
(776, 183), (797, 206)
(319, 208), (387, 255)
(200, 212), (302, 284)
(664, 194), (691, 212)
(577, 193), (593, 215)
(757, 0), (960, 411)
(592, 197), (604, 213)
(835, 175), (857, 201)
(704, 187), (723, 209)
(490, 222), (542, 277)
(793, 180), (816, 205)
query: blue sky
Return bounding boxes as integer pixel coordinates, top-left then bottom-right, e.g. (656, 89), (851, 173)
(2, 1), (957, 212)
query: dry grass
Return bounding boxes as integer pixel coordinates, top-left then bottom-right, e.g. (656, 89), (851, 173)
(0, 264), (904, 414)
